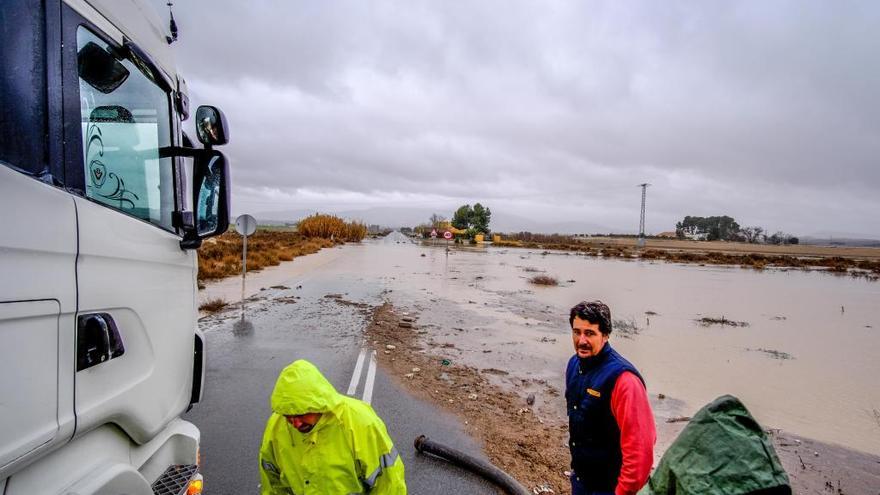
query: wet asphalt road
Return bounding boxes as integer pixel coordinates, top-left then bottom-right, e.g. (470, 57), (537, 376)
(185, 273), (499, 494)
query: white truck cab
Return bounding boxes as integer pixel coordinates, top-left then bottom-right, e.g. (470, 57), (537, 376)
(1, 1), (229, 493)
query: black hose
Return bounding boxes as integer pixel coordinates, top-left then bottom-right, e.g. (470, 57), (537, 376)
(414, 435), (532, 495)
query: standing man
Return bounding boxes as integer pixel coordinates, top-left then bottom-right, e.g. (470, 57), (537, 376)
(566, 301), (655, 495)
(259, 360), (406, 494)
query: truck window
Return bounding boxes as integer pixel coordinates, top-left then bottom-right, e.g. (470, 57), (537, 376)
(76, 27), (175, 230)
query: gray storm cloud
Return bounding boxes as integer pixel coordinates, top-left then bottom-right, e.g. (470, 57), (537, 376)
(157, 0), (880, 236)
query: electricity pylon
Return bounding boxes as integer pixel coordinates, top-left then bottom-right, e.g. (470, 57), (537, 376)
(637, 183), (650, 248)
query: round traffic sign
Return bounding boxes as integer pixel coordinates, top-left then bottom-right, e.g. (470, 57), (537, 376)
(235, 214), (257, 236)
(443, 231), (452, 240)
(430, 229), (437, 238)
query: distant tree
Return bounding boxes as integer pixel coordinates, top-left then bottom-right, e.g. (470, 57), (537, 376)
(788, 236), (799, 245)
(451, 204), (472, 230)
(413, 224), (432, 237)
(429, 213), (446, 230)
(741, 226), (765, 244)
(767, 232), (781, 245)
(471, 203), (492, 234)
(676, 215), (741, 241)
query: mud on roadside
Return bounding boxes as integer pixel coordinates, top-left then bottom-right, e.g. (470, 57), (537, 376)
(365, 301), (571, 493)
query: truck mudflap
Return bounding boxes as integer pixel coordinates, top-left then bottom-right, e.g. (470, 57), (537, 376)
(151, 464), (199, 495)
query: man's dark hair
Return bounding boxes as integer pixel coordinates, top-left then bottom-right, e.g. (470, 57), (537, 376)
(569, 300), (612, 335)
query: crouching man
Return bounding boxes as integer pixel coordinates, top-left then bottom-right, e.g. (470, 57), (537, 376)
(259, 359), (406, 494)
(566, 301), (655, 495)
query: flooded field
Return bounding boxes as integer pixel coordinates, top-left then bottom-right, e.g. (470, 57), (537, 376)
(209, 235), (880, 455)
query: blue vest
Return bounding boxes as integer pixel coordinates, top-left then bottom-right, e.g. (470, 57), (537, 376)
(565, 344), (644, 492)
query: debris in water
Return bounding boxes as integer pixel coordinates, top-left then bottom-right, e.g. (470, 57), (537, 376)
(645, 310), (658, 316)
(666, 416), (691, 423)
(468, 393), (478, 400)
(411, 367), (420, 373)
(696, 316), (749, 327)
(386, 344), (397, 350)
(441, 359), (451, 366)
(748, 348), (794, 360)
(405, 373), (414, 379)
(658, 393), (666, 399)
(399, 321), (413, 328)
(529, 274), (559, 286)
(527, 393), (536, 406)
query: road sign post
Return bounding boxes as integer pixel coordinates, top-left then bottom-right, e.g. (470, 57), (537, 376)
(443, 230), (452, 255)
(235, 214), (257, 313)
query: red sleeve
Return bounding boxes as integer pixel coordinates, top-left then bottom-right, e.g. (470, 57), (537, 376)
(611, 371), (656, 495)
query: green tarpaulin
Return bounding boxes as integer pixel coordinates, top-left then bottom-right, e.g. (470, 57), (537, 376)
(639, 395), (791, 495)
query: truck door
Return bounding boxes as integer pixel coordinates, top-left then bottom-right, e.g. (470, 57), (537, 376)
(0, 0), (77, 475)
(61, 4), (198, 442)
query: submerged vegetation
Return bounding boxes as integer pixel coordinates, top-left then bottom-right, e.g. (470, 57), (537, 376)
(493, 236), (880, 281)
(697, 316), (750, 327)
(198, 215), (368, 283)
(198, 297), (227, 313)
(612, 318), (641, 339)
(198, 230), (335, 281)
(528, 274), (559, 286)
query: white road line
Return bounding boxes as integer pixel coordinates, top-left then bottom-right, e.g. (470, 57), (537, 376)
(362, 350), (378, 405)
(347, 347), (368, 396)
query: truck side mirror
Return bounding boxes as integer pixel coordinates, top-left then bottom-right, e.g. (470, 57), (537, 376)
(181, 149), (230, 249)
(195, 105), (229, 146)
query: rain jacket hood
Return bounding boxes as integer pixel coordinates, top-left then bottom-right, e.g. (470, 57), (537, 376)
(270, 359), (341, 416)
(260, 360), (406, 494)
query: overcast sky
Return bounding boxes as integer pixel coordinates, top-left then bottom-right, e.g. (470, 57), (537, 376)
(156, 1), (879, 237)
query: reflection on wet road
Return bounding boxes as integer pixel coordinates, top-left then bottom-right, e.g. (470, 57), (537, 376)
(187, 272), (498, 494)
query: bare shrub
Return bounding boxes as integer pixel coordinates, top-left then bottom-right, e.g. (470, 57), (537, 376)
(199, 298), (227, 313)
(529, 275), (558, 286)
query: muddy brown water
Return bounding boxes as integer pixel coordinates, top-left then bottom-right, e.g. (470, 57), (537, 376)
(204, 237), (880, 455)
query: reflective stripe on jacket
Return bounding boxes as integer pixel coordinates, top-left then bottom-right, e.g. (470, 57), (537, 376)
(259, 360), (406, 494)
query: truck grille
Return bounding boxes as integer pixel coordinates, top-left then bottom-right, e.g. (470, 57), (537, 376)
(152, 464), (198, 495)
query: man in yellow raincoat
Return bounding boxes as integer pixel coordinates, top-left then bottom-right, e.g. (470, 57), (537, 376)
(259, 360), (407, 494)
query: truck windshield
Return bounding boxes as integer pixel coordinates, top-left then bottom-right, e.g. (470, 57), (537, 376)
(76, 27), (175, 231)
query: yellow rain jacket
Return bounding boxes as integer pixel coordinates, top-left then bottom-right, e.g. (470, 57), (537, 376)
(259, 360), (406, 494)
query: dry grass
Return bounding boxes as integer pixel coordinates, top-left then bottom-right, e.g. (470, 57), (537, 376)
(198, 297), (227, 313)
(529, 274), (559, 286)
(197, 230), (335, 282)
(296, 214), (367, 242)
